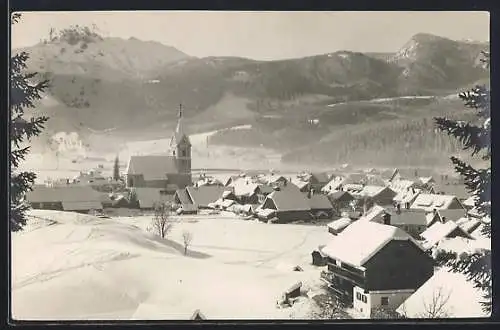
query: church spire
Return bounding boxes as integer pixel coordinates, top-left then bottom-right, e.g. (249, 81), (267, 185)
(170, 103), (190, 149)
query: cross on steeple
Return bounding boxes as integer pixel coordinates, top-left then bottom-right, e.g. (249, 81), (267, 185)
(178, 103), (183, 118)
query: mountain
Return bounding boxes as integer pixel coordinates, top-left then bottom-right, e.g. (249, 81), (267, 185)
(17, 31), (489, 168)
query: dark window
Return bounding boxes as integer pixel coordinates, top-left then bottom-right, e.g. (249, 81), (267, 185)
(182, 150), (186, 157)
(381, 297), (389, 306)
(362, 295), (367, 303)
(356, 292), (362, 300)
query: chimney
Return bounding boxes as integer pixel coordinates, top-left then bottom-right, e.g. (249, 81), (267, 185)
(405, 202), (410, 209)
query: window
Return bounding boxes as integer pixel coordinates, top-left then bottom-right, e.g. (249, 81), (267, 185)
(381, 297), (389, 306)
(356, 292), (362, 301)
(182, 150), (186, 157)
(361, 295), (367, 303)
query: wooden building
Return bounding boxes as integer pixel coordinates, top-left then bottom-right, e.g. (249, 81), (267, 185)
(320, 221), (434, 318)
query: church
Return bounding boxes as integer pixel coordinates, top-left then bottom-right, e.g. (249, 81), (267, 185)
(125, 105), (192, 192)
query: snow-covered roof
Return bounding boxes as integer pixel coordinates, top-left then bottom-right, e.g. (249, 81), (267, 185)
(393, 189), (422, 204)
(418, 176), (435, 185)
(463, 196), (477, 208)
(321, 176), (346, 193)
(360, 185), (395, 198)
(434, 237), (490, 256)
(390, 179), (418, 193)
(411, 194), (464, 211)
(327, 217), (352, 232)
(327, 190), (355, 202)
(458, 218), (481, 234)
(397, 267), (490, 318)
(420, 221), (473, 248)
(322, 221), (423, 267)
(229, 179), (259, 197)
(290, 177), (309, 190)
(358, 204), (387, 223)
(265, 184), (311, 212)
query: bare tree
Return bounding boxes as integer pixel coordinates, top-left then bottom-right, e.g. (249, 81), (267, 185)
(182, 230), (193, 255)
(147, 202), (175, 239)
(311, 294), (350, 319)
(416, 287), (452, 318)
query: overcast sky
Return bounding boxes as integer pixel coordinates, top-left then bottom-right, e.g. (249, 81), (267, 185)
(12, 11), (490, 60)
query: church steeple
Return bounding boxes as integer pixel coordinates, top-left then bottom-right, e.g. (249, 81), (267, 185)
(170, 104), (191, 149)
(170, 103), (191, 179)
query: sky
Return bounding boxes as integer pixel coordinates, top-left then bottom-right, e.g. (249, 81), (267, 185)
(11, 11), (490, 60)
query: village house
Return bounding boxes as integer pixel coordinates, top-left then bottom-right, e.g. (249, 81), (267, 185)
(383, 205), (428, 239)
(131, 187), (174, 210)
(290, 176), (311, 193)
(357, 204), (389, 224)
(420, 220), (474, 251)
(320, 221), (434, 318)
(186, 185), (225, 209)
(173, 188), (198, 214)
(357, 186), (397, 206)
(327, 190), (355, 216)
(260, 182), (312, 223)
(424, 209), (462, 228)
(308, 193), (335, 219)
(306, 172), (331, 192)
(321, 175), (347, 194)
(410, 194), (465, 211)
(125, 106), (192, 191)
(227, 178), (261, 205)
(25, 185), (104, 213)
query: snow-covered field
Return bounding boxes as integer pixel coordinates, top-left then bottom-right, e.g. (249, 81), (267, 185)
(11, 210), (332, 320)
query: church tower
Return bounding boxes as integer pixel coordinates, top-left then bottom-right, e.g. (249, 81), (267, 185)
(170, 104), (192, 179)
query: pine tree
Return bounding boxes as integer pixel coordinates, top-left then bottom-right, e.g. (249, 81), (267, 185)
(434, 50), (491, 314)
(10, 13), (50, 232)
(113, 155), (120, 181)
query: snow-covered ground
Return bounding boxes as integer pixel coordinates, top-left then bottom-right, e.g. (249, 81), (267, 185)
(11, 210), (332, 320)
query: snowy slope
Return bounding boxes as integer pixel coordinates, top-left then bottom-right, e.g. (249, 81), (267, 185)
(12, 210), (332, 320)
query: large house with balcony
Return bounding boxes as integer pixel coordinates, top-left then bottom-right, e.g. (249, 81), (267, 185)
(320, 221), (434, 318)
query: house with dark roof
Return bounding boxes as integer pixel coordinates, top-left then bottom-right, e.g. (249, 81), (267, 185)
(26, 185), (104, 213)
(384, 206), (428, 239)
(173, 188), (197, 214)
(132, 187), (174, 210)
(320, 221), (434, 318)
(308, 194), (334, 219)
(126, 107), (192, 190)
(327, 190), (355, 214)
(261, 183), (312, 222)
(307, 172), (331, 191)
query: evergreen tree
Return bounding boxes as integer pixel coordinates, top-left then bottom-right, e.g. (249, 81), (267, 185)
(10, 13), (50, 232)
(113, 155), (120, 181)
(433, 50), (491, 314)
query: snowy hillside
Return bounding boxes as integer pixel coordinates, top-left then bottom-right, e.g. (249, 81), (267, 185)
(11, 210), (332, 320)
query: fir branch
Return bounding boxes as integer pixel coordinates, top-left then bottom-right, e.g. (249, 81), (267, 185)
(458, 85), (490, 118)
(434, 118), (490, 157)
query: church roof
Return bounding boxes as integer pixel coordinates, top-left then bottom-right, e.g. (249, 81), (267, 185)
(127, 155), (179, 180)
